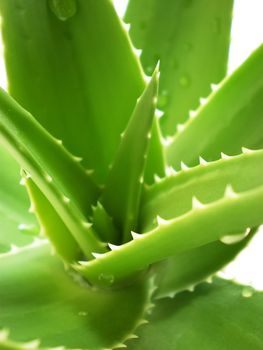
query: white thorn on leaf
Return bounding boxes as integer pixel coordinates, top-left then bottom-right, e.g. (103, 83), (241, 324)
(211, 83), (219, 92)
(189, 110), (198, 119)
(19, 177), (26, 186)
(154, 174), (162, 183)
(147, 131), (152, 139)
(62, 196), (70, 204)
(108, 243), (121, 251)
(137, 319), (149, 326)
(122, 22), (130, 32)
(165, 166), (177, 176)
(224, 184), (238, 199)
(156, 215), (169, 226)
(55, 138), (63, 145)
(199, 97), (207, 105)
(81, 221), (92, 229)
(28, 204), (35, 213)
(126, 334), (138, 340)
(85, 169), (94, 175)
(114, 343), (127, 349)
(155, 109), (164, 119)
(23, 339), (41, 349)
(177, 123), (185, 133)
(92, 252), (105, 259)
(192, 196), (205, 209)
(180, 161), (189, 170)
(242, 147), (253, 154)
(73, 156), (83, 163)
(161, 136), (173, 146)
(10, 245), (19, 253)
(221, 152), (231, 159)
(199, 156), (208, 165)
(45, 173), (53, 183)
(131, 231), (142, 240)
(132, 47), (142, 57)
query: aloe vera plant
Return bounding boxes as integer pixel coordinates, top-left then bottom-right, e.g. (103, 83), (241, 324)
(1, 0), (263, 348)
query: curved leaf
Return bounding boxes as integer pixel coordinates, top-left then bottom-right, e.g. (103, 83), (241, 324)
(167, 44), (263, 168)
(128, 278), (263, 350)
(0, 243), (153, 350)
(0, 0), (164, 184)
(0, 146), (38, 250)
(125, 0), (233, 134)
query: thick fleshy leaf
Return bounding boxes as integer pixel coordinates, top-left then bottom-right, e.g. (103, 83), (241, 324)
(125, 0), (233, 135)
(0, 243), (153, 350)
(167, 44), (263, 168)
(101, 71), (158, 243)
(154, 230), (255, 298)
(24, 176), (81, 263)
(0, 146), (38, 250)
(141, 149), (263, 229)
(128, 278), (263, 350)
(0, 88), (104, 259)
(0, 0), (164, 184)
(77, 161), (263, 286)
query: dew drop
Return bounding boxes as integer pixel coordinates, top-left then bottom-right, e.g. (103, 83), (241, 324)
(179, 74), (190, 87)
(48, 0), (77, 21)
(98, 273), (115, 287)
(212, 17), (221, 34)
(158, 90), (169, 109)
(78, 311), (87, 316)
(220, 231), (248, 245)
(242, 286), (254, 298)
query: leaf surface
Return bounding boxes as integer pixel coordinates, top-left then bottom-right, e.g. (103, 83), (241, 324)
(0, 0), (164, 183)
(167, 44), (263, 168)
(128, 278), (263, 350)
(0, 244), (153, 350)
(125, 0), (233, 135)
(101, 71), (158, 243)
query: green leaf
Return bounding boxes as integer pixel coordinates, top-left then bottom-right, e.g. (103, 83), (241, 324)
(101, 71), (158, 243)
(0, 244), (154, 350)
(154, 229), (255, 298)
(24, 176), (81, 263)
(128, 278), (263, 350)
(167, 44), (263, 168)
(0, 0), (164, 184)
(77, 151), (263, 287)
(125, 0), (233, 135)
(0, 146), (38, 250)
(0, 88), (104, 259)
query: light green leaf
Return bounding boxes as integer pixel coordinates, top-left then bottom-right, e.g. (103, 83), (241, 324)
(167, 44), (263, 168)
(125, 0), (233, 135)
(0, 146), (38, 250)
(24, 176), (81, 263)
(0, 88), (104, 259)
(77, 151), (263, 287)
(0, 244), (153, 350)
(101, 71), (158, 243)
(128, 278), (263, 350)
(0, 0), (164, 184)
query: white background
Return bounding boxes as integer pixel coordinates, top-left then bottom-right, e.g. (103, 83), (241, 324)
(0, 0), (263, 289)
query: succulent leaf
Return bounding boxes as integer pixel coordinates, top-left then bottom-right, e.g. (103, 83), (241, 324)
(125, 0), (234, 135)
(0, 244), (153, 350)
(167, 44), (263, 168)
(0, 88), (104, 258)
(0, 0), (164, 184)
(127, 278), (263, 350)
(24, 176), (81, 263)
(101, 70), (158, 243)
(0, 146), (38, 250)
(77, 152), (263, 286)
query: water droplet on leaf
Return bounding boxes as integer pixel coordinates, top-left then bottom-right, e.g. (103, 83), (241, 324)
(98, 273), (115, 287)
(242, 286), (254, 298)
(158, 90), (169, 108)
(220, 231), (248, 245)
(49, 0), (77, 21)
(179, 74), (190, 87)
